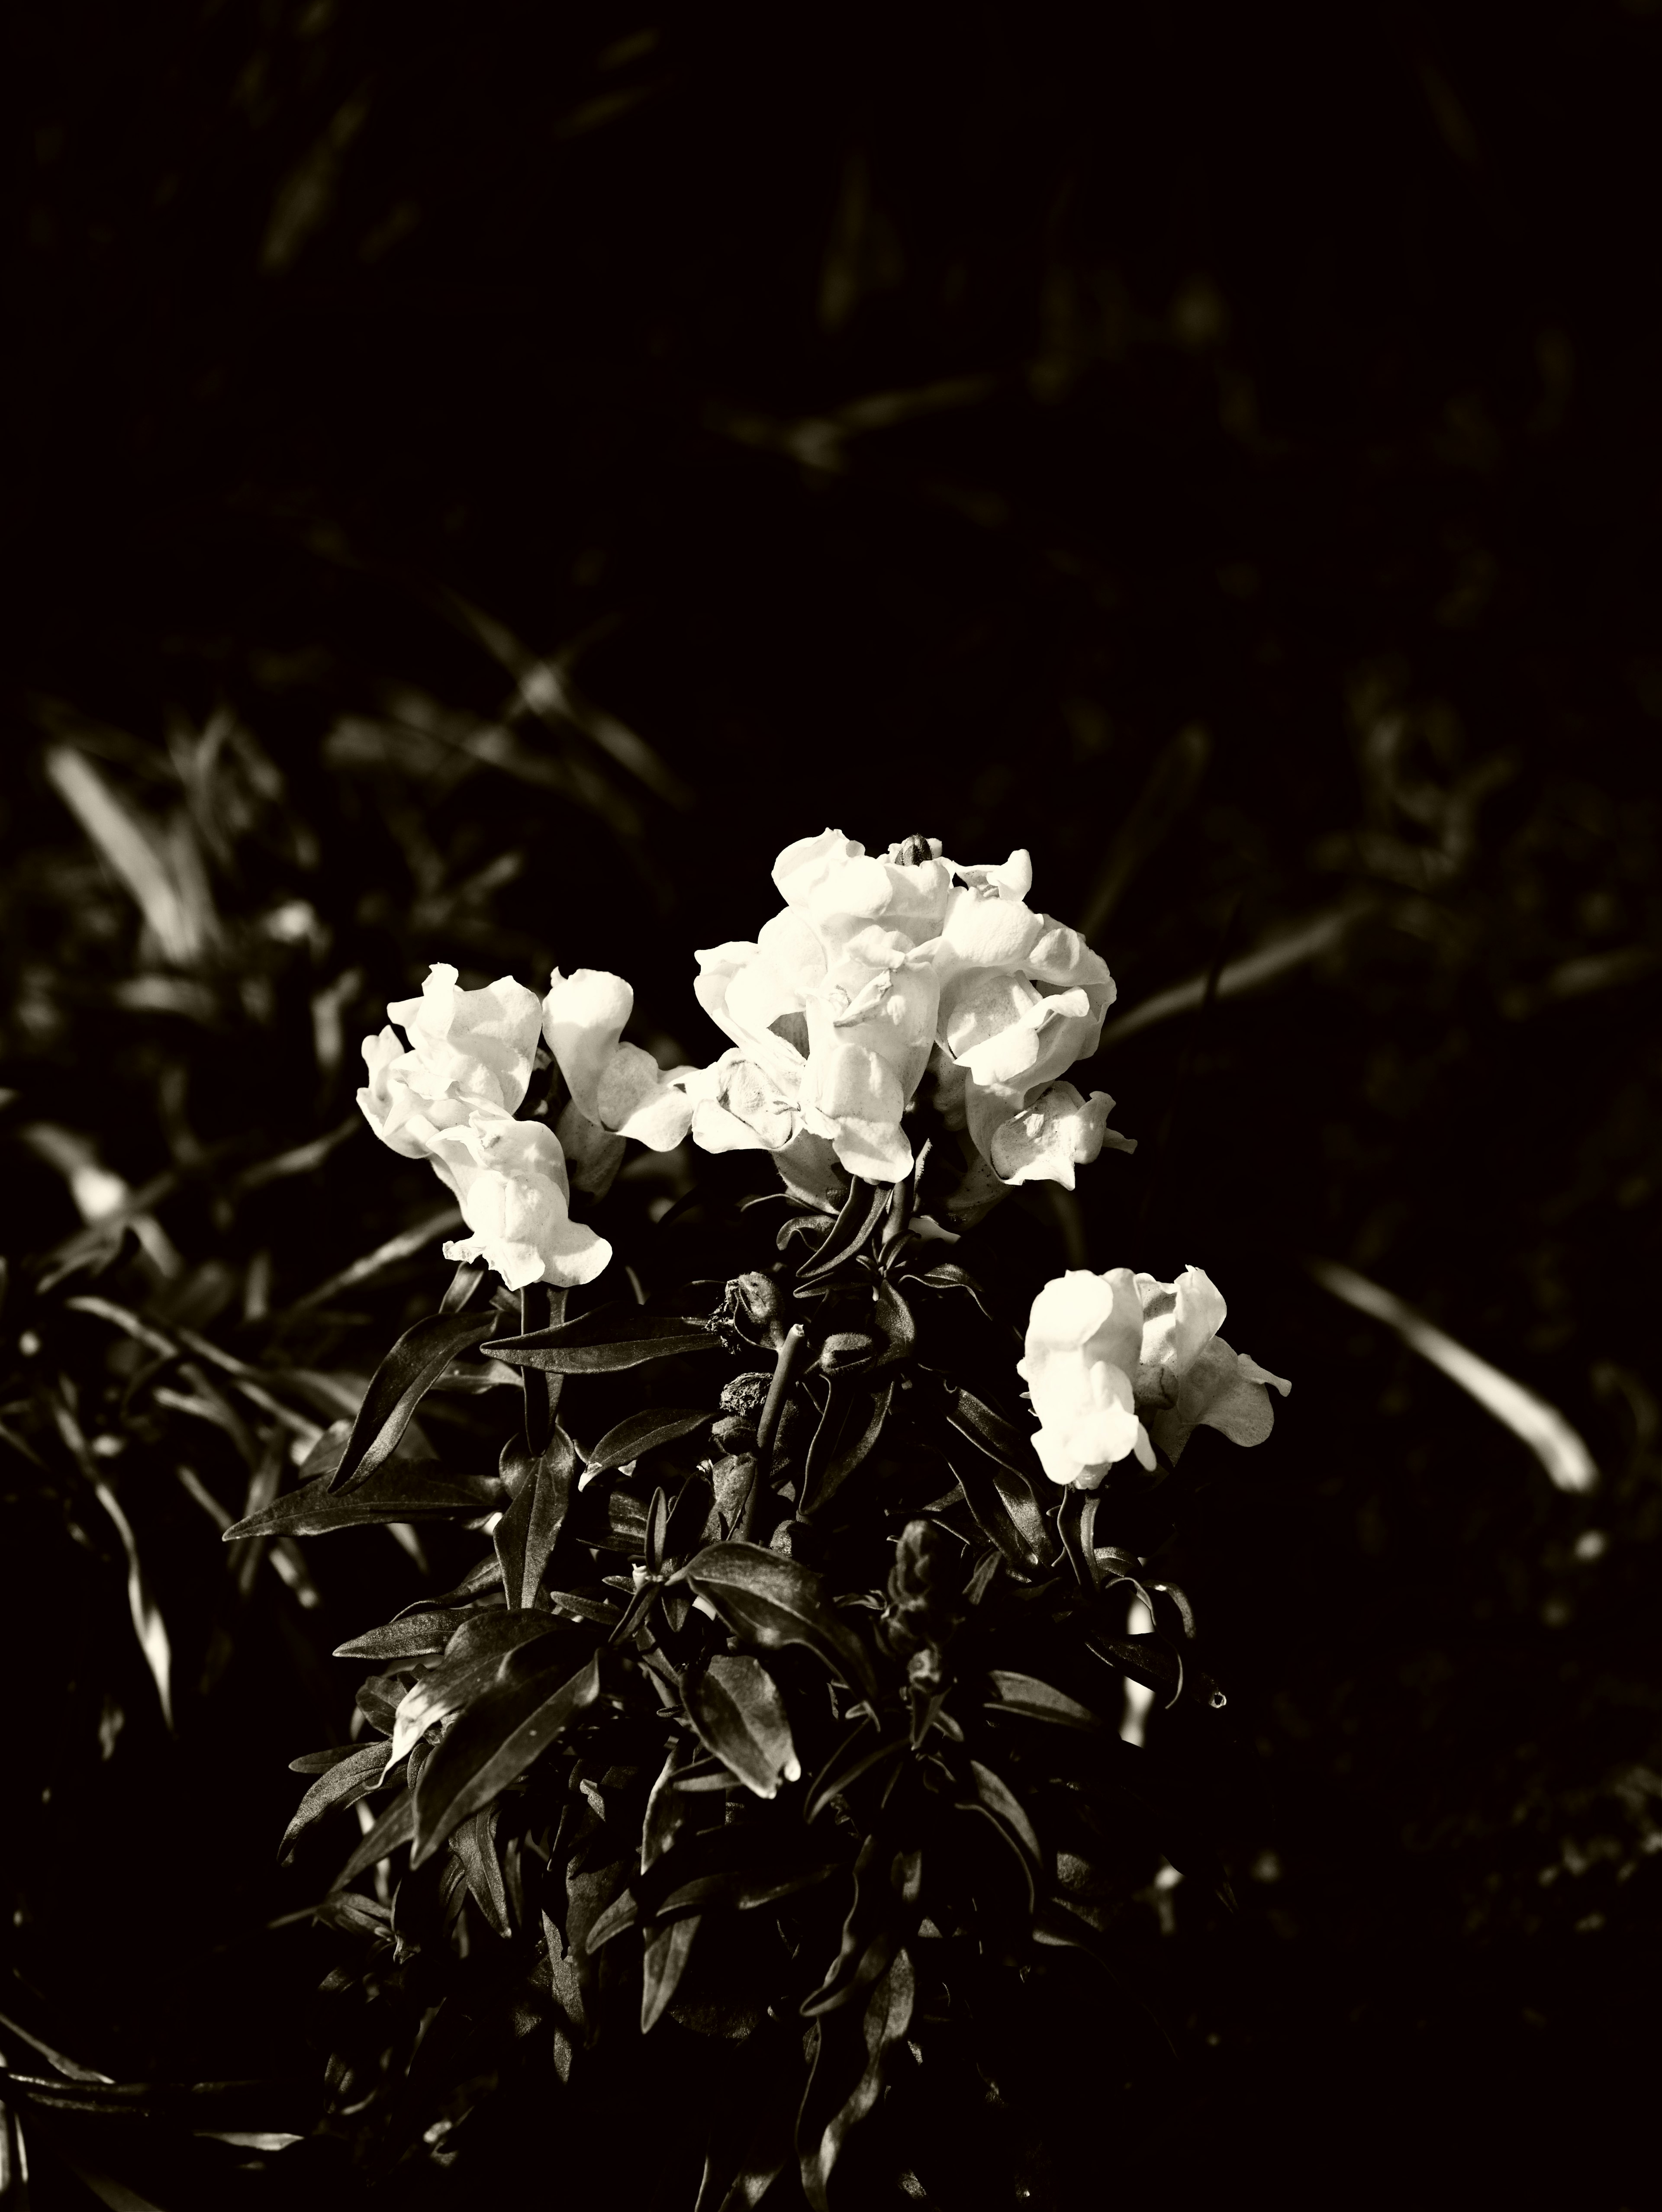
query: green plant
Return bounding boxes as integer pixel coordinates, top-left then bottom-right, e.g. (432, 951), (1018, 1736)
(229, 829), (1288, 2206)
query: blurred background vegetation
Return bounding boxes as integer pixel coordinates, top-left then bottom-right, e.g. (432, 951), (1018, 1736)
(7, 1), (1661, 2204)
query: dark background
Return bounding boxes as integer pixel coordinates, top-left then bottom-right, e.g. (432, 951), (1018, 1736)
(7, 3), (1661, 2205)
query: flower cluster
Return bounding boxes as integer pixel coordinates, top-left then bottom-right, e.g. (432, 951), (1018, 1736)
(357, 830), (1137, 1281)
(689, 830), (1129, 1196)
(358, 962), (689, 1288)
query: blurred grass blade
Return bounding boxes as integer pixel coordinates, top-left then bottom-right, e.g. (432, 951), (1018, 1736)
(1306, 1257), (1598, 1493)
(440, 589), (692, 807)
(93, 1480), (173, 1727)
(43, 745), (214, 965)
(282, 1203), (463, 1315)
(1077, 722), (1211, 941)
(1098, 899), (1374, 1049)
(47, 1396), (173, 1729)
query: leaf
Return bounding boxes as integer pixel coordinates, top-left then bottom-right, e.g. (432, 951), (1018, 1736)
(585, 1405), (713, 1478)
(331, 1612), (459, 1661)
(494, 1426), (577, 1608)
(449, 1806), (511, 1935)
(288, 1745), (364, 1774)
(966, 1759), (1043, 1877)
(641, 1737), (702, 2033)
(805, 1727), (907, 1823)
(802, 1834), (921, 2019)
(87, 1469), (173, 1730)
(411, 1650), (605, 1867)
(798, 1948), (916, 2212)
(795, 1178), (891, 1284)
(279, 1743), (394, 1864)
(984, 1670), (1106, 1731)
(517, 1283), (567, 1452)
(683, 1543), (878, 1694)
(440, 1260), (489, 1315)
(1085, 1630), (1224, 1710)
(799, 1377), (893, 1521)
(944, 1451), (1044, 1570)
(386, 1610), (578, 1763)
(481, 1304), (721, 1373)
(332, 1787), (414, 1889)
(908, 1260), (1003, 1325)
(942, 1392), (1055, 1565)
(328, 1311), (499, 1492)
(222, 1463), (501, 1540)
(586, 1825), (842, 1951)
(869, 1277), (915, 1366)
(685, 1654), (801, 1799)
(397, 1558), (504, 1614)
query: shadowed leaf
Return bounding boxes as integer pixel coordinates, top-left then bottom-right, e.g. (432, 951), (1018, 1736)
(984, 1670), (1105, 1731)
(797, 1948), (916, 2212)
(495, 1426), (577, 1608)
(683, 1543), (879, 1693)
(411, 1650), (605, 1868)
(386, 1610), (578, 1763)
(279, 1743), (395, 1864)
(795, 1178), (891, 1283)
(585, 1405), (713, 1479)
(685, 1653), (801, 1798)
(482, 1305), (721, 1372)
(800, 1378), (892, 1520)
(222, 1463), (501, 1540)
(332, 1788), (414, 1889)
(328, 1310), (500, 1491)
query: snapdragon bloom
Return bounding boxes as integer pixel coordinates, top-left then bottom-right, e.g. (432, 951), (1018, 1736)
(356, 961), (610, 1288)
(1019, 1264), (1290, 1488)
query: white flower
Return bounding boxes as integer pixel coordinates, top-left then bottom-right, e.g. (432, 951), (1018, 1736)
(1017, 1268), (1154, 1490)
(384, 962), (543, 1113)
(357, 963), (541, 1161)
(419, 1110), (611, 1290)
(1131, 1266), (1291, 1463)
(691, 831), (958, 1185)
(987, 1080), (1131, 1190)
(1019, 1263), (1292, 1486)
(541, 968), (695, 1151)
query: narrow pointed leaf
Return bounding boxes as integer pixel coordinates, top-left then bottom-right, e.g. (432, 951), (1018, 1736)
(796, 1179), (890, 1284)
(685, 1653), (801, 1799)
(968, 1760), (1043, 1868)
(332, 1787), (414, 1889)
(329, 1311), (499, 1492)
(332, 1612), (458, 1661)
(517, 1283), (567, 1451)
(450, 1807), (511, 1935)
(586, 1824), (842, 1951)
(288, 1745), (364, 1775)
(945, 1451), (1044, 1569)
(222, 1464), (501, 1540)
(481, 1305), (721, 1373)
(411, 1650), (605, 1867)
(800, 1378), (892, 1521)
(798, 1948), (916, 2212)
(641, 1737), (702, 2032)
(984, 1670), (1105, 1731)
(682, 1543), (879, 1693)
(908, 1260), (1003, 1324)
(586, 1406), (713, 1478)
(494, 1426), (577, 1608)
(869, 1277), (915, 1365)
(387, 1610), (577, 1764)
(279, 1743), (395, 1863)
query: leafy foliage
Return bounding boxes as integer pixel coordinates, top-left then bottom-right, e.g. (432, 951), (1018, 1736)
(207, 1149), (1262, 2206)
